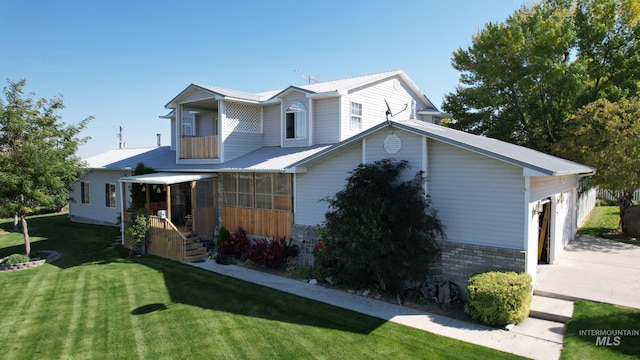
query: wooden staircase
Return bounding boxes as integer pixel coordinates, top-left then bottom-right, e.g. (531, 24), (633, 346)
(184, 238), (209, 262)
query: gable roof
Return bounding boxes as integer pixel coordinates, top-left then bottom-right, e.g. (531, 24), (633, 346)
(165, 70), (440, 111)
(289, 120), (595, 177)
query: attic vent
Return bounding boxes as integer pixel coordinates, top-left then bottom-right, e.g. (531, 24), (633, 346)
(224, 102), (262, 134)
(384, 134), (402, 154)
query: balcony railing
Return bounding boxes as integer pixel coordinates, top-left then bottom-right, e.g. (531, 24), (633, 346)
(180, 135), (219, 159)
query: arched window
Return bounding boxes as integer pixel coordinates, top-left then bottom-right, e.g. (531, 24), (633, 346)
(285, 102), (306, 139)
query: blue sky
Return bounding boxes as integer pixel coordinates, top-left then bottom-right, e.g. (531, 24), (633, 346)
(1, 0), (524, 158)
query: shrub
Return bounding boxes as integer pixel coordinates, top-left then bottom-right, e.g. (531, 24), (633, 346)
(218, 227), (250, 257)
(5, 254), (30, 265)
(247, 237), (298, 268)
(216, 226), (230, 250)
(126, 208), (150, 254)
(465, 271), (533, 327)
(323, 159), (444, 295)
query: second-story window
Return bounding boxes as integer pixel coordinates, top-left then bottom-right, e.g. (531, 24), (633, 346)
(351, 102), (362, 130)
(182, 113), (195, 137)
(285, 102), (306, 139)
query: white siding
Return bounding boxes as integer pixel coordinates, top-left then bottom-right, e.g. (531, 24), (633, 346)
(530, 175), (579, 202)
(263, 104), (280, 146)
(314, 98), (341, 144)
(195, 111), (217, 136)
(222, 132), (263, 161)
(295, 142), (363, 225)
(69, 170), (131, 226)
(341, 76), (420, 140)
(429, 141), (526, 249)
(363, 128), (423, 182)
(170, 118), (176, 150)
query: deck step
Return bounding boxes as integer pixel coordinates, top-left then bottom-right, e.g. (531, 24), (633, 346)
(185, 237), (200, 245)
(184, 252), (209, 263)
(185, 242), (204, 251)
(186, 246), (207, 256)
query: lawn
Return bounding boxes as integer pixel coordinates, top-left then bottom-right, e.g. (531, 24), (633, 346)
(579, 206), (640, 246)
(561, 301), (640, 360)
(0, 214), (522, 359)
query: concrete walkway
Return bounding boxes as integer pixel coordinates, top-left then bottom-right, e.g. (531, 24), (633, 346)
(189, 260), (564, 360)
(535, 235), (640, 309)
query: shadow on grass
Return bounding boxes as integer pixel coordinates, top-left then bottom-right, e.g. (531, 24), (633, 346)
(134, 254), (387, 334)
(0, 213), (126, 268)
(1, 214), (386, 335)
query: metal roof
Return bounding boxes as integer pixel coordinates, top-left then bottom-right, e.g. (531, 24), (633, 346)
(119, 172), (216, 185)
(164, 70), (441, 112)
(290, 120), (595, 177)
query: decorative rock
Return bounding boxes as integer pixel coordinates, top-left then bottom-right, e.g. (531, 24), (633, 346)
(362, 290), (370, 297)
(309, 279), (317, 285)
(325, 276), (335, 285)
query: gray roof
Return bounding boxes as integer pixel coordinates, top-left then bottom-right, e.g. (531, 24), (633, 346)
(165, 70), (440, 112)
(291, 120), (595, 176)
(89, 145), (331, 173)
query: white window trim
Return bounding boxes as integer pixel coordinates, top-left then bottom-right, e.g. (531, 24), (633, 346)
(350, 102), (362, 130)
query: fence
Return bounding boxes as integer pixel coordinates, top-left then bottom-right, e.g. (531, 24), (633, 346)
(124, 213), (187, 262)
(596, 189), (640, 202)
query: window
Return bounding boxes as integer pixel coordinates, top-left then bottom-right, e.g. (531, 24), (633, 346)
(81, 182), (90, 204)
(105, 183), (116, 208)
(181, 114), (195, 137)
(222, 173), (291, 211)
(222, 173), (253, 208)
(285, 102), (306, 139)
(351, 102), (362, 130)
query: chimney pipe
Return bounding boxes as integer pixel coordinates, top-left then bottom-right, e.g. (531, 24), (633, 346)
(156, 133), (161, 147)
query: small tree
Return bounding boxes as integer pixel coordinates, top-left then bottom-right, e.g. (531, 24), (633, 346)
(0, 79), (91, 256)
(322, 159), (444, 295)
(126, 208), (150, 254)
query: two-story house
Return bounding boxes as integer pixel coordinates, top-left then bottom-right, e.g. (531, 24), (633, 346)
(69, 70), (594, 288)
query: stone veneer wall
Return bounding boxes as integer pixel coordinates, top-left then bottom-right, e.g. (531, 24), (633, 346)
(436, 241), (526, 298)
(290, 225), (527, 296)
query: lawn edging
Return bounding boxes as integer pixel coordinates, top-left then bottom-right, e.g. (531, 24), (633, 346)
(0, 250), (60, 272)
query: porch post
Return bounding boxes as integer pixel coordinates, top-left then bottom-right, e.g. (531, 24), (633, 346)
(166, 184), (172, 223)
(191, 181), (196, 232)
(145, 184), (150, 212)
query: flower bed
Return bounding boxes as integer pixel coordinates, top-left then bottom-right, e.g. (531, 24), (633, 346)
(0, 250), (60, 272)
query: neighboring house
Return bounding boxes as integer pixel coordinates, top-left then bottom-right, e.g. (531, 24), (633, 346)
(69, 70), (594, 286)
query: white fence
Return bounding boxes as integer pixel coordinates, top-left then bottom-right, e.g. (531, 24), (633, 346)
(577, 187), (597, 227)
(596, 189), (640, 202)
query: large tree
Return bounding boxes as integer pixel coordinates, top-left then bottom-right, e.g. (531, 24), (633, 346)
(442, 0), (640, 155)
(322, 159), (444, 295)
(0, 79), (91, 255)
(556, 97), (640, 228)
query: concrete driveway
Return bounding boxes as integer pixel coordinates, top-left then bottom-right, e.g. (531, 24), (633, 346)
(535, 235), (640, 309)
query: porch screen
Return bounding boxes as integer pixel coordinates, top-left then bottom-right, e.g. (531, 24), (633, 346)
(223, 172), (291, 211)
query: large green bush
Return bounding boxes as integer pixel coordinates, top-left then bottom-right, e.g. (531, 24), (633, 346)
(322, 159), (444, 295)
(465, 271), (532, 327)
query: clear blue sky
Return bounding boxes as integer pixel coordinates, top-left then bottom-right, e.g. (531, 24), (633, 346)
(1, 0), (524, 158)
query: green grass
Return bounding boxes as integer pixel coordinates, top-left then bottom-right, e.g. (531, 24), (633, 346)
(579, 206), (640, 246)
(0, 214), (523, 359)
(561, 301), (640, 360)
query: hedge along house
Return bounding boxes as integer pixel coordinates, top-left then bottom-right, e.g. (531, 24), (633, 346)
(69, 70), (594, 286)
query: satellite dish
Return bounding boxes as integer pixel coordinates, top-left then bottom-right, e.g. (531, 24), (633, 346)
(384, 99), (408, 126)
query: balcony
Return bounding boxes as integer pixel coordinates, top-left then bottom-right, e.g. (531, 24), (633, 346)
(179, 135), (219, 159)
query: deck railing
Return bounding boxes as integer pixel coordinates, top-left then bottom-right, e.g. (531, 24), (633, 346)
(124, 213), (187, 262)
(179, 136), (218, 159)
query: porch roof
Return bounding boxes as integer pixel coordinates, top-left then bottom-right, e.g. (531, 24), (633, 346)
(119, 172), (217, 185)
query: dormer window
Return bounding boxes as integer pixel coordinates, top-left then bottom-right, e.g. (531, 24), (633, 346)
(182, 112), (196, 137)
(285, 102), (306, 139)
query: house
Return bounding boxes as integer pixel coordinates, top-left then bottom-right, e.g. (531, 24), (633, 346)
(69, 70), (595, 286)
